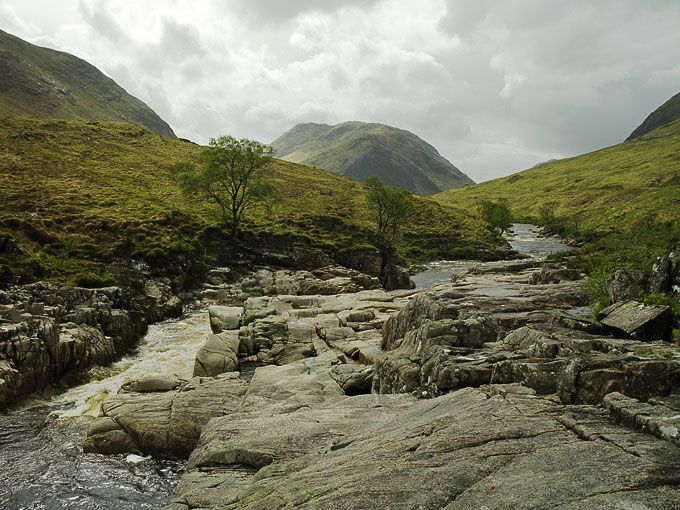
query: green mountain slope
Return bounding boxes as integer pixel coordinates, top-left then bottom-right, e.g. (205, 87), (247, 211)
(627, 91), (680, 141)
(0, 116), (502, 285)
(271, 121), (474, 195)
(0, 29), (175, 138)
(434, 119), (680, 270)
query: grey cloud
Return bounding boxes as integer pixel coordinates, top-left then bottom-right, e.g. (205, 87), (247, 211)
(232, 0), (382, 25)
(78, 1), (128, 45)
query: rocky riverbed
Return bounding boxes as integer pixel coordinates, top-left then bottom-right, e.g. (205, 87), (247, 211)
(2, 227), (680, 509)
(82, 250), (680, 509)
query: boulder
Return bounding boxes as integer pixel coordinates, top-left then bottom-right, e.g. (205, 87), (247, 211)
(605, 270), (647, 303)
(208, 305), (242, 333)
(600, 300), (673, 341)
(84, 373), (248, 457)
(648, 251), (680, 298)
(329, 364), (374, 395)
(193, 332), (240, 377)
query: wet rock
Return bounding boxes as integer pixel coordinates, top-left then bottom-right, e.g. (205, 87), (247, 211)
(85, 373), (248, 457)
(120, 375), (185, 393)
(599, 300), (673, 341)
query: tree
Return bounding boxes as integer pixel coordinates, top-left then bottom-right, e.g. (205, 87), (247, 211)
(172, 136), (275, 238)
(479, 199), (513, 233)
(365, 175), (414, 248)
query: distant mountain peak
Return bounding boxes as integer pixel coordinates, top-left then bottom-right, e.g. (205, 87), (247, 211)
(0, 28), (175, 137)
(271, 121), (473, 195)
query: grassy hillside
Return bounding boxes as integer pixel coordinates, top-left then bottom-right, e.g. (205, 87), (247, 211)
(271, 121), (474, 195)
(0, 29), (175, 138)
(0, 116), (501, 285)
(434, 119), (680, 275)
(627, 91), (680, 141)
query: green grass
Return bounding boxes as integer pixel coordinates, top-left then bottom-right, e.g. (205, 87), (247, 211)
(434, 118), (680, 282)
(0, 115), (501, 285)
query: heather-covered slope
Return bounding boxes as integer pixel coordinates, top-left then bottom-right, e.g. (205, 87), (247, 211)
(0, 29), (175, 137)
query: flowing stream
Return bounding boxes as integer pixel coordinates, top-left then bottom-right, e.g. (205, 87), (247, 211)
(411, 223), (571, 289)
(0, 309), (211, 510)
(0, 223), (571, 509)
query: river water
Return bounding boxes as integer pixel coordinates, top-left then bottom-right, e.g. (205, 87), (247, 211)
(0, 309), (211, 510)
(411, 223), (571, 289)
(0, 224), (571, 509)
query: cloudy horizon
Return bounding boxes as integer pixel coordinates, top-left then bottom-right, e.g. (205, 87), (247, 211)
(1, 0), (679, 182)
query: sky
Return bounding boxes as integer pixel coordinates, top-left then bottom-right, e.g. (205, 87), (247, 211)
(1, 0), (679, 183)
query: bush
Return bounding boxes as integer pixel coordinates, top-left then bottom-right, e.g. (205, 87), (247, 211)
(75, 272), (117, 288)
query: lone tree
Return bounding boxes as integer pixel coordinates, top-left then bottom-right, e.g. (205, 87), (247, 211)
(479, 199), (512, 233)
(365, 175), (414, 249)
(172, 136), (275, 238)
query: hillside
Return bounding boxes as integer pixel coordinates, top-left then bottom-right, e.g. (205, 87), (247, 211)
(0, 29), (175, 138)
(627, 91), (680, 141)
(271, 121), (474, 195)
(434, 119), (680, 272)
(0, 116), (502, 285)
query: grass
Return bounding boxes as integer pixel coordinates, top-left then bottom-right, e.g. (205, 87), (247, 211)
(434, 118), (680, 289)
(0, 115), (502, 285)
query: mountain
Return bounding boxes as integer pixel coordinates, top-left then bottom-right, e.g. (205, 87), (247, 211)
(0, 29), (175, 137)
(626, 91), (680, 141)
(0, 116), (501, 285)
(271, 121), (474, 195)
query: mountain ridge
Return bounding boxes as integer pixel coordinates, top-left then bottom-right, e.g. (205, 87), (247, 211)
(271, 121), (474, 195)
(0, 29), (175, 138)
(626, 91), (680, 141)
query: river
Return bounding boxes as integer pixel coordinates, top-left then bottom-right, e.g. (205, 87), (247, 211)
(411, 223), (571, 289)
(0, 223), (571, 509)
(0, 310), (211, 510)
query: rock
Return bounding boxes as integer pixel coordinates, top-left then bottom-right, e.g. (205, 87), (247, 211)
(600, 300), (673, 341)
(193, 332), (241, 377)
(329, 364), (374, 395)
(120, 375), (185, 393)
(381, 264), (414, 291)
(208, 305), (242, 333)
(381, 292), (459, 351)
(648, 251), (680, 298)
(85, 374), (248, 457)
(530, 263), (580, 284)
(604, 391), (680, 446)
(168, 386), (680, 510)
(605, 269), (647, 303)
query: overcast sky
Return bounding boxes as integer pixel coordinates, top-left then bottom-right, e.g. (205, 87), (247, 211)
(2, 1), (679, 182)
